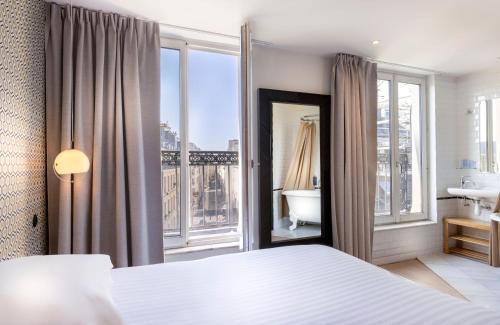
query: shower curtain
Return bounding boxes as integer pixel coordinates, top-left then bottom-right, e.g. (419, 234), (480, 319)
(283, 121), (317, 190)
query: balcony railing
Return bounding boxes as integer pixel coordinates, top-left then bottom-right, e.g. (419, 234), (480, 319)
(375, 151), (412, 215)
(161, 151), (240, 237)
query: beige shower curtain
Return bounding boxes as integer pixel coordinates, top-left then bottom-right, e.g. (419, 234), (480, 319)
(331, 53), (377, 262)
(46, 4), (163, 267)
(283, 121), (317, 191)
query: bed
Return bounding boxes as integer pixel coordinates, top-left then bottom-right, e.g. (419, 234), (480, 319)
(111, 245), (500, 324)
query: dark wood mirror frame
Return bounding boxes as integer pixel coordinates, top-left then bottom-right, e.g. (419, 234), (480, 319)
(258, 88), (332, 249)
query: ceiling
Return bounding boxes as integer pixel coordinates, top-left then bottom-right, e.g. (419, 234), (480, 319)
(52, 0), (500, 75)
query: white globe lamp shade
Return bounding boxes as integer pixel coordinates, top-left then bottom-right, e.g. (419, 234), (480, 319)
(53, 149), (90, 175)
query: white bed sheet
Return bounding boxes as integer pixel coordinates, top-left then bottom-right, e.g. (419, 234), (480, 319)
(111, 245), (500, 324)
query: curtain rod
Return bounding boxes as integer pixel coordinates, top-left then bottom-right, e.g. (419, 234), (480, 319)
(365, 57), (442, 75)
(159, 22), (240, 40)
(159, 22), (442, 75)
(159, 22), (274, 46)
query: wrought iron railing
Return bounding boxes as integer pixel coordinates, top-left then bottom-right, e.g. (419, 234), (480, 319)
(161, 151), (240, 236)
(375, 152), (412, 215)
(161, 151), (239, 167)
(375, 153), (391, 215)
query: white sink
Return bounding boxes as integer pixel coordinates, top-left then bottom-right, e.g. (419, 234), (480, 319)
(447, 187), (500, 200)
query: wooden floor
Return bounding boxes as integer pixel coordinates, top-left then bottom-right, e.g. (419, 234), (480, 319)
(380, 259), (466, 300)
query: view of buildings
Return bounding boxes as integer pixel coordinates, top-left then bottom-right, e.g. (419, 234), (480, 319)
(227, 139), (239, 152)
(160, 122), (201, 152)
(160, 122), (178, 151)
(160, 122), (239, 237)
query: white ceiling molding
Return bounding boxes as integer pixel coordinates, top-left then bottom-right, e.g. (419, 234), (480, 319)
(159, 23), (240, 48)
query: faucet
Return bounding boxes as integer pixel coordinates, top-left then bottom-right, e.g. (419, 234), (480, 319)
(460, 175), (476, 189)
(460, 176), (482, 216)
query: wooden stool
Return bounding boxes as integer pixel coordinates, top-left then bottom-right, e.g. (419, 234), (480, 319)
(443, 217), (490, 263)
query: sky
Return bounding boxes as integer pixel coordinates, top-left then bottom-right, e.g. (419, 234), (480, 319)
(160, 48), (239, 151)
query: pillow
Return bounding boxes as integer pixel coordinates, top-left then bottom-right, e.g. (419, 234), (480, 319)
(0, 254), (123, 325)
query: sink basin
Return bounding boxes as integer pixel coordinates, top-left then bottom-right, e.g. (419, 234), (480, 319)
(448, 187), (500, 200)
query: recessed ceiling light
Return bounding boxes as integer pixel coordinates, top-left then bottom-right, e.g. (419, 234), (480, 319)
(372, 40), (380, 45)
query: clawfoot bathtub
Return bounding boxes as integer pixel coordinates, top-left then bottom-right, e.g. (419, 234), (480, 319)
(282, 189), (321, 230)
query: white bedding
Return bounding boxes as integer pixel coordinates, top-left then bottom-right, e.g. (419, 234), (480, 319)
(111, 245), (500, 324)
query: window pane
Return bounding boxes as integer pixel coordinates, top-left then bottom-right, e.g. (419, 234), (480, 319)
(160, 48), (181, 237)
(187, 49), (240, 237)
(376, 79), (392, 217)
(203, 165), (217, 227)
(229, 165), (239, 225)
(190, 165), (204, 228)
(398, 82), (422, 214)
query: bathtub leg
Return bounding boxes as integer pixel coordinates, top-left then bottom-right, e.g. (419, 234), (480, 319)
(289, 213), (298, 231)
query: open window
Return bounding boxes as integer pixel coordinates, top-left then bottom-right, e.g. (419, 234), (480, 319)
(160, 39), (241, 251)
(375, 72), (428, 225)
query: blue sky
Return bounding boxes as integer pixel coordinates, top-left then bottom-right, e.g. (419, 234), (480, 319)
(160, 48), (239, 151)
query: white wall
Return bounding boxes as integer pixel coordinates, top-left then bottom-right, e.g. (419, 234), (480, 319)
(250, 45), (331, 249)
(434, 76), (460, 195)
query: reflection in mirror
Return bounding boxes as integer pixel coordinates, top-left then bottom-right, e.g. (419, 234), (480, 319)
(271, 103), (321, 242)
(479, 98), (500, 173)
(479, 100), (488, 172)
(492, 99), (500, 173)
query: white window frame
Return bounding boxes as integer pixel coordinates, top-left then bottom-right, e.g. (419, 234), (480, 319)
(161, 38), (188, 249)
(376, 71), (428, 226)
(161, 37), (241, 249)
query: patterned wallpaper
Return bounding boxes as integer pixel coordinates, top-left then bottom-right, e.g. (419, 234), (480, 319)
(0, 0), (48, 260)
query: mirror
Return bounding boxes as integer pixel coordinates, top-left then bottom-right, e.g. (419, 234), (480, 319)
(258, 89), (332, 248)
(479, 98), (500, 173)
(272, 103), (321, 242)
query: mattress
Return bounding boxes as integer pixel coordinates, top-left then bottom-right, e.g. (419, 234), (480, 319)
(111, 245), (500, 324)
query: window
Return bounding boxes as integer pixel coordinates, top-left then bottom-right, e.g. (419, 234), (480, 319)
(160, 39), (241, 250)
(375, 72), (427, 225)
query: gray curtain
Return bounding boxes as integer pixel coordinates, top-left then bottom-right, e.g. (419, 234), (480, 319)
(331, 53), (377, 262)
(46, 4), (163, 267)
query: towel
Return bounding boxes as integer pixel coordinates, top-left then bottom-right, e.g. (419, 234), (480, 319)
(490, 194), (500, 267)
(494, 193), (500, 213)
